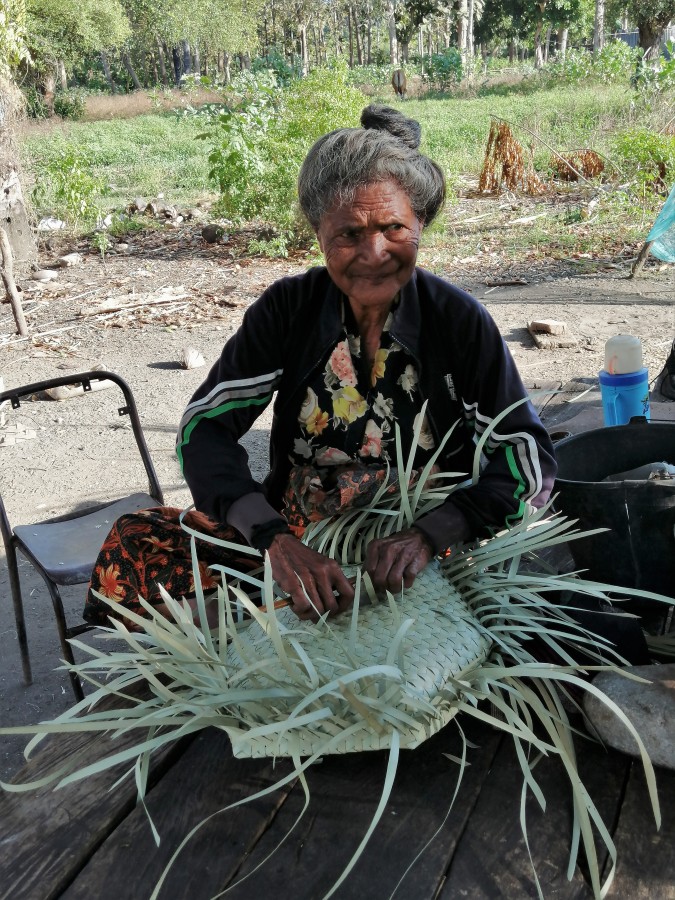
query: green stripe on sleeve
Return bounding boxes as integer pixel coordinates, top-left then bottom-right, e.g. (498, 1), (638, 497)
(176, 394), (272, 471)
(504, 444), (527, 526)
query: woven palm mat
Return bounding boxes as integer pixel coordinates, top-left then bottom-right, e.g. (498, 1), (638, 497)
(225, 562), (492, 758)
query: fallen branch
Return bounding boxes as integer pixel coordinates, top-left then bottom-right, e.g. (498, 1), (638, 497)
(0, 226), (28, 336)
(77, 292), (190, 317)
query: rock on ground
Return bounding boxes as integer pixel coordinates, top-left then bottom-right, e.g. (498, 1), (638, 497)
(585, 664), (675, 770)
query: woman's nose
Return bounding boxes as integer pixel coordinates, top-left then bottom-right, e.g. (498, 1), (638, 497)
(358, 231), (389, 262)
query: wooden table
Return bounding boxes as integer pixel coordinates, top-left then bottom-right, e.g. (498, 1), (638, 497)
(1, 688), (674, 900)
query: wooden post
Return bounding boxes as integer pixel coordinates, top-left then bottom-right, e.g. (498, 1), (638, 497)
(630, 240), (654, 278)
(0, 225), (28, 336)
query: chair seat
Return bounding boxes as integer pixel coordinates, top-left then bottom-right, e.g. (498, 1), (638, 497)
(13, 493), (160, 586)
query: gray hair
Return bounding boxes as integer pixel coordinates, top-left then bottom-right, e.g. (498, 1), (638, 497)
(298, 105), (446, 230)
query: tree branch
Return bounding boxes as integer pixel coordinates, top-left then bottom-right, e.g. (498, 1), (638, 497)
(0, 226), (28, 337)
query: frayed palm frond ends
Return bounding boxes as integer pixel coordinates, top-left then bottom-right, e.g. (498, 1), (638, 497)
(3, 403), (673, 900)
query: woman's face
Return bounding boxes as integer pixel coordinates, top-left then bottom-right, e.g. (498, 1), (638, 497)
(316, 181), (422, 309)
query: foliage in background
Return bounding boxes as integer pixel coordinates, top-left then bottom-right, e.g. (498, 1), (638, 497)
(426, 47), (463, 89)
(613, 127), (675, 195)
(0, 0), (31, 77)
(200, 65), (365, 247)
(53, 88), (86, 119)
(546, 41), (641, 84)
(29, 145), (107, 223)
(25, 0), (130, 74)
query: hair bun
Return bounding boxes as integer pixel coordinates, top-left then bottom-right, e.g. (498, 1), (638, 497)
(360, 104), (421, 150)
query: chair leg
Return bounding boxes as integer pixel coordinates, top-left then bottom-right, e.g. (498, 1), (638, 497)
(4, 541), (33, 685)
(43, 580), (84, 702)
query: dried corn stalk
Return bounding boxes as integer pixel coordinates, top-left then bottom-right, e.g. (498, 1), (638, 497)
(479, 120), (545, 196)
(552, 150), (605, 182)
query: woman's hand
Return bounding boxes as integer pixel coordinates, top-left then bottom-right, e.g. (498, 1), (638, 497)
(365, 527), (434, 594)
(267, 533), (355, 620)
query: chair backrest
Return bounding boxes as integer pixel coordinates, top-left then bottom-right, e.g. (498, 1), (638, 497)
(0, 370), (164, 537)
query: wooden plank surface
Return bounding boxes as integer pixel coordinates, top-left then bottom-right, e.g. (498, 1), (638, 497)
(439, 734), (630, 899)
(600, 762), (675, 900)
(60, 728), (296, 900)
(0, 686), (189, 900)
(225, 718), (503, 900)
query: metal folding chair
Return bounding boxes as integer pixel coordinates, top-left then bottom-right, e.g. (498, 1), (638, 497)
(0, 370), (164, 700)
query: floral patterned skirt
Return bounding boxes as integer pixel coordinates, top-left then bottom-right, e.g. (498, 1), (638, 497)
(84, 462), (425, 627)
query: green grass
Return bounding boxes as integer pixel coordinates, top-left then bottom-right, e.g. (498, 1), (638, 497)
(19, 82), (670, 267)
(21, 113), (214, 211)
(22, 83), (648, 213)
(388, 84), (644, 181)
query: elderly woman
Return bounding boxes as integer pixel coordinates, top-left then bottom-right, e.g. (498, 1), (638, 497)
(84, 105), (556, 626)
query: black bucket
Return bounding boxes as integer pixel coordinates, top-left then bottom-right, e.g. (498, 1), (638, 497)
(553, 422), (675, 605)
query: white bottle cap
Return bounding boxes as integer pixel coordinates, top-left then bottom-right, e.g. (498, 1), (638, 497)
(604, 334), (643, 375)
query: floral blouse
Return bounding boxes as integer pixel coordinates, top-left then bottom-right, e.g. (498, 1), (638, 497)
(290, 297), (436, 472)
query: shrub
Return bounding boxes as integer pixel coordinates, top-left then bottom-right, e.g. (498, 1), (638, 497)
(426, 48), (463, 89)
(31, 146), (107, 223)
(613, 128), (675, 195)
(546, 42), (640, 86)
(24, 85), (49, 119)
(54, 90), (86, 120)
(202, 65), (364, 240)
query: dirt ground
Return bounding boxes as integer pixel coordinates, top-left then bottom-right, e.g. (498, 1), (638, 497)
(1, 221), (674, 780)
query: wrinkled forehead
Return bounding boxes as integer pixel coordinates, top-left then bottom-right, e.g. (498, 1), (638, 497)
(319, 179), (419, 229)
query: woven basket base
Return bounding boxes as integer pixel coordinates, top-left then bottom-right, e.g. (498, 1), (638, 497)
(226, 564), (492, 758)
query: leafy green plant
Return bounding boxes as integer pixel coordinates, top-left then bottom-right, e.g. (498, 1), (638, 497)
(31, 147), (106, 224)
(426, 48), (463, 89)
(201, 65), (363, 240)
(53, 89), (86, 120)
(247, 233), (289, 257)
(91, 229), (111, 264)
(546, 42), (640, 86)
(23, 85), (49, 119)
(632, 42), (675, 99)
(613, 127), (675, 195)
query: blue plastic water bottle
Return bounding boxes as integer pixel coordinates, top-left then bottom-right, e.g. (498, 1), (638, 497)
(599, 368), (651, 426)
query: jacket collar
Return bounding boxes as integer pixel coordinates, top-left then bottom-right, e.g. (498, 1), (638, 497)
(313, 266), (422, 360)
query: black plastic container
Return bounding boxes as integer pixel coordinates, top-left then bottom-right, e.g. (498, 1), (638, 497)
(553, 421), (675, 604)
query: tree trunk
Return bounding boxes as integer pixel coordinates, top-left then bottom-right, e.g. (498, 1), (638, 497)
(387, 0), (397, 65)
(508, 39), (516, 63)
(156, 41), (169, 87)
(121, 52), (143, 90)
(557, 27), (568, 57)
(366, 6), (372, 63)
(639, 20), (666, 61)
(544, 25), (552, 62)
(181, 41), (192, 76)
(299, 23), (309, 75)
(331, 4), (342, 56)
(171, 47), (182, 85)
(534, 19), (545, 68)
(57, 59), (67, 90)
(43, 69), (56, 113)
(346, 11), (353, 67)
(352, 7), (362, 65)
(223, 53), (231, 84)
(467, 0), (475, 60)
(100, 51), (117, 93)
(192, 45), (201, 76)
(457, 0), (468, 58)
(0, 77), (36, 274)
(0, 226), (27, 336)
(400, 40), (409, 63)
(593, 0), (605, 52)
